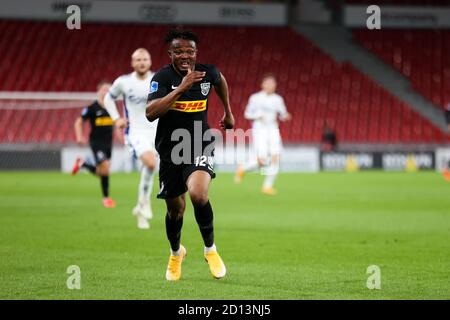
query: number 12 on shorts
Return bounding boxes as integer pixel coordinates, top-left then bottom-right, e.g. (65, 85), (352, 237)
(195, 155), (214, 171)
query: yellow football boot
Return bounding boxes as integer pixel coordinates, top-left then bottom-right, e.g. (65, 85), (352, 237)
(204, 250), (227, 279)
(165, 245), (187, 281)
(234, 165), (245, 184)
(261, 186), (277, 195)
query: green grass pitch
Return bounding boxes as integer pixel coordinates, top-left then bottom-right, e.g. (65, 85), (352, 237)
(0, 171), (449, 299)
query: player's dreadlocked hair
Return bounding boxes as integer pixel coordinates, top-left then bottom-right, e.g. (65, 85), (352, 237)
(164, 28), (199, 45)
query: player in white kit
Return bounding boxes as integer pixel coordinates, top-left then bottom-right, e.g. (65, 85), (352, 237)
(235, 74), (291, 195)
(104, 48), (158, 229)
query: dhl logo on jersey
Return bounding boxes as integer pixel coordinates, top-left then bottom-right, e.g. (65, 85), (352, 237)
(171, 100), (207, 113)
(95, 116), (114, 126)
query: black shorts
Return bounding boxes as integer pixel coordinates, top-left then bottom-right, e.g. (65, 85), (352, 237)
(91, 144), (112, 165)
(157, 157), (216, 199)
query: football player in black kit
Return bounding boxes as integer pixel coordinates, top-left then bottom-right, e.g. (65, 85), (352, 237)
(72, 81), (119, 208)
(146, 29), (235, 281)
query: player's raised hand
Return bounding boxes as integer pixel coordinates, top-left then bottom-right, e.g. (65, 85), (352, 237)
(179, 67), (205, 92)
(219, 113), (235, 130)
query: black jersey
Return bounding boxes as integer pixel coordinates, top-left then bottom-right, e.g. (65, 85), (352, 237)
(80, 101), (114, 146)
(147, 64), (221, 163)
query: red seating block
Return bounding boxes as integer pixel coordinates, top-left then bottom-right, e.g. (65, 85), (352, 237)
(0, 20), (447, 143)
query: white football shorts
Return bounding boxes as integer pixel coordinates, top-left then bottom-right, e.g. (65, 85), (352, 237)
(252, 127), (283, 159)
(125, 129), (157, 159)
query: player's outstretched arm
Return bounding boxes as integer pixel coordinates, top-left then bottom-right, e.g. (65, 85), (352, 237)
(214, 73), (235, 130)
(278, 97), (291, 122)
(104, 92), (127, 129)
(146, 90), (183, 122)
(74, 117), (85, 145)
(146, 68), (205, 121)
(114, 126), (124, 145)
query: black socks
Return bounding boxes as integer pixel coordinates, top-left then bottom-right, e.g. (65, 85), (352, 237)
(165, 212), (184, 252)
(193, 201), (214, 248)
(81, 162), (96, 174)
(165, 200), (215, 252)
(100, 176), (109, 198)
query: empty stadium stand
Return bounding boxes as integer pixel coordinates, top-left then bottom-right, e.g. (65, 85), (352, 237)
(353, 29), (450, 110)
(0, 20), (447, 143)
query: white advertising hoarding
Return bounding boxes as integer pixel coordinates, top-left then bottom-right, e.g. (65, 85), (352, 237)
(61, 145), (320, 173)
(435, 148), (450, 171)
(61, 146), (137, 173)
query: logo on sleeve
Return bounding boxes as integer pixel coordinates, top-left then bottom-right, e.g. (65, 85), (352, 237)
(200, 82), (210, 96)
(150, 81), (158, 93)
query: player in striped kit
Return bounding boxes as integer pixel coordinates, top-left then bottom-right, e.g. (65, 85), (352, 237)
(104, 48), (158, 229)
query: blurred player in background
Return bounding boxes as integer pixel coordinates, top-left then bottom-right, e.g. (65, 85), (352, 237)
(321, 124), (338, 152)
(234, 74), (291, 195)
(72, 81), (118, 208)
(104, 48), (158, 229)
(146, 29), (234, 281)
(446, 103), (450, 133)
(443, 103), (450, 181)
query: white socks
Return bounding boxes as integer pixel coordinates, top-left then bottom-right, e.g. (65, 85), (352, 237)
(171, 244), (217, 256)
(262, 163), (279, 189)
(204, 244), (217, 254)
(171, 247), (182, 256)
(138, 166), (154, 206)
(263, 174), (277, 189)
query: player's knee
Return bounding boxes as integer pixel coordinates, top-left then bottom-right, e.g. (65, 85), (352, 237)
(257, 158), (265, 167)
(97, 161), (109, 176)
(143, 158), (156, 171)
(146, 161), (156, 171)
(142, 153), (157, 171)
(168, 205), (185, 220)
(168, 197), (186, 218)
(190, 191), (209, 207)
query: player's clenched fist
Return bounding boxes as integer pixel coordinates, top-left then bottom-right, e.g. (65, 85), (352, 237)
(178, 67), (206, 92)
(220, 113), (235, 130)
